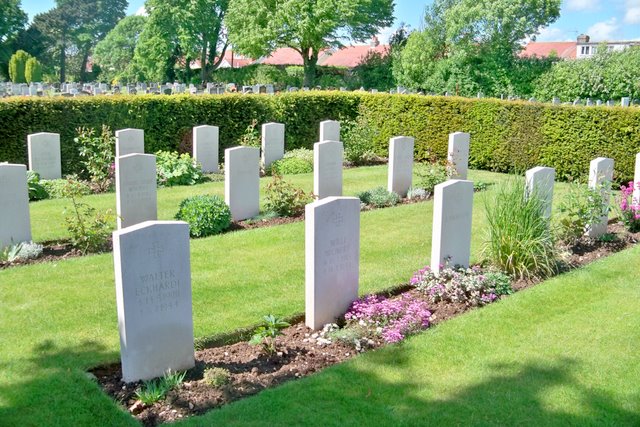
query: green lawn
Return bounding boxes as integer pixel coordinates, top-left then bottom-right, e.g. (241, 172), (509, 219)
(1, 166), (633, 426)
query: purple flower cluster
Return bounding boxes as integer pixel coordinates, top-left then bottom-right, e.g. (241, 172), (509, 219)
(345, 294), (431, 343)
(618, 181), (640, 232)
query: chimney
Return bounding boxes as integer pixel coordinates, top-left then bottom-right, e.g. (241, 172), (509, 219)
(577, 34), (590, 43)
(370, 36), (379, 47)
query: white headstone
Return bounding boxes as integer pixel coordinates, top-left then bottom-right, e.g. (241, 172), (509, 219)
(0, 164), (31, 249)
(448, 132), (470, 180)
(621, 97), (630, 107)
(314, 141), (343, 199)
(115, 128), (144, 158)
(430, 180), (474, 274)
(634, 153), (640, 204)
(319, 120), (340, 142)
(27, 132), (61, 179)
(116, 154), (157, 229)
(525, 166), (555, 219)
(224, 146), (260, 221)
(305, 197), (360, 330)
(113, 220), (194, 383)
(193, 125), (219, 173)
(387, 136), (414, 197)
(587, 157), (614, 238)
(261, 122), (285, 169)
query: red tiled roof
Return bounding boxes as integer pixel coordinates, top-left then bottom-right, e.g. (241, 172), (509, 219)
(520, 42), (576, 59)
(319, 44), (388, 67)
(260, 48), (306, 66)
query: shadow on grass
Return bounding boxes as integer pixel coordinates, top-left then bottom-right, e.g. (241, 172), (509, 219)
(0, 339), (134, 426)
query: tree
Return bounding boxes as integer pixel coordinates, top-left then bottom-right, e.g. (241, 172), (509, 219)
(225, 0), (394, 87)
(134, 0), (229, 83)
(94, 15), (147, 83)
(394, 0), (561, 96)
(25, 56), (43, 83)
(0, 0), (27, 78)
(8, 49), (30, 83)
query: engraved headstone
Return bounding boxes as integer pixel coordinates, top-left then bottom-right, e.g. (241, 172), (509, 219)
(0, 164), (31, 249)
(225, 146), (260, 221)
(305, 197), (360, 330)
(525, 166), (555, 219)
(116, 128), (144, 158)
(113, 220), (194, 382)
(27, 132), (61, 179)
(261, 122), (285, 169)
(587, 157), (614, 238)
(387, 136), (414, 197)
(116, 153), (157, 229)
(193, 125), (219, 173)
(314, 141), (343, 199)
(319, 120), (340, 142)
(448, 132), (470, 180)
(431, 180), (474, 274)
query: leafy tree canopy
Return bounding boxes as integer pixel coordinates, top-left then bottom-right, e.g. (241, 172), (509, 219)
(94, 15), (147, 83)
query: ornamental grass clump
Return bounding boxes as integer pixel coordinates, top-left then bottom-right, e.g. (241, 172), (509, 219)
(617, 181), (640, 232)
(411, 265), (512, 307)
(483, 180), (557, 279)
(344, 294), (431, 344)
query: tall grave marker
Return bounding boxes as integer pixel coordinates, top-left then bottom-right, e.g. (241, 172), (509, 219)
(388, 136), (414, 197)
(28, 132), (61, 179)
(448, 132), (470, 180)
(319, 120), (340, 142)
(587, 157), (614, 238)
(116, 128), (144, 158)
(193, 125), (219, 173)
(225, 146), (260, 221)
(0, 164), (31, 249)
(314, 141), (343, 199)
(116, 154), (157, 229)
(261, 122), (285, 169)
(525, 166), (555, 219)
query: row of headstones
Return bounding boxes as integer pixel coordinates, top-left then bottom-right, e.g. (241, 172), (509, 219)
(111, 138), (632, 383)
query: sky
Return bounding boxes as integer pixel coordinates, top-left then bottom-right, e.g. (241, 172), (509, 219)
(19, 0), (640, 44)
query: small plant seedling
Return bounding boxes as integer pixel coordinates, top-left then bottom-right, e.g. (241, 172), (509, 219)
(598, 233), (618, 243)
(133, 369), (186, 405)
(250, 314), (290, 355)
(203, 367), (231, 387)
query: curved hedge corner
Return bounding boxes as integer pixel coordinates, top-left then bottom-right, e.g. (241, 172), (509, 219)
(1, 92), (638, 181)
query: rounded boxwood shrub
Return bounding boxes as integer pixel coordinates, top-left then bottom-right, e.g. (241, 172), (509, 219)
(271, 156), (313, 175)
(175, 195), (232, 237)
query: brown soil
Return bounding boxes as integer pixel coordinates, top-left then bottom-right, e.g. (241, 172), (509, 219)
(91, 224), (639, 426)
(0, 241), (83, 269)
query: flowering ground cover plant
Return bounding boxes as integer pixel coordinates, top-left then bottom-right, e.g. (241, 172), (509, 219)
(343, 294), (432, 343)
(411, 265), (512, 307)
(617, 181), (640, 232)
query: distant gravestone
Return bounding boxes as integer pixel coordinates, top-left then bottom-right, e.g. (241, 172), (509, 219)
(387, 136), (414, 197)
(621, 97), (630, 107)
(0, 164), (31, 250)
(193, 125), (219, 173)
(113, 220), (195, 383)
(431, 180), (474, 275)
(587, 157), (614, 238)
(27, 132), (61, 179)
(261, 122), (285, 169)
(552, 97), (561, 105)
(305, 197), (360, 330)
(607, 100), (615, 107)
(634, 153), (640, 206)
(314, 141), (343, 199)
(116, 128), (144, 158)
(448, 132), (470, 180)
(586, 98), (593, 106)
(525, 166), (555, 219)
(319, 120), (340, 142)
(225, 146), (260, 221)
(596, 100), (603, 106)
(116, 153), (157, 229)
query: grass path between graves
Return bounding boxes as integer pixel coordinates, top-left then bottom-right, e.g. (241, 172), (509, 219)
(0, 168), (625, 426)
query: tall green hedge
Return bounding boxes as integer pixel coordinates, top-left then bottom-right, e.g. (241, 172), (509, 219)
(1, 93), (638, 182)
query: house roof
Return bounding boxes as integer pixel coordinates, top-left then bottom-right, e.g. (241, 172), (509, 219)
(520, 42), (576, 59)
(259, 48), (306, 66)
(319, 44), (388, 67)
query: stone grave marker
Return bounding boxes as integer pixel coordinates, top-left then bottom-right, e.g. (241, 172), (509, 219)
(587, 157), (614, 238)
(319, 120), (340, 142)
(621, 97), (630, 107)
(116, 153), (157, 229)
(0, 164), (31, 249)
(431, 180), (474, 274)
(27, 132), (61, 179)
(525, 166), (555, 219)
(448, 132), (470, 180)
(225, 146), (260, 221)
(113, 220), (194, 382)
(314, 141), (343, 199)
(261, 122), (285, 169)
(116, 128), (144, 158)
(305, 197), (360, 330)
(387, 136), (414, 197)
(193, 125), (219, 173)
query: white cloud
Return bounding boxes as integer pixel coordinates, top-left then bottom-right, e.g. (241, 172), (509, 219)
(135, 5), (147, 16)
(565, 0), (600, 11)
(624, 0), (640, 23)
(587, 18), (620, 40)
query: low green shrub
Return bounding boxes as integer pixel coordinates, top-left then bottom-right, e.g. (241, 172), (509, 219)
(75, 125), (115, 192)
(342, 116), (380, 166)
(357, 186), (400, 208)
(175, 195), (232, 237)
(483, 180), (557, 279)
(156, 150), (204, 187)
(414, 162), (453, 195)
(0, 241), (43, 262)
(558, 182), (611, 243)
(42, 178), (91, 199)
(26, 171), (48, 201)
(264, 175), (313, 217)
(203, 367), (231, 387)
(407, 187), (429, 200)
(271, 151), (314, 175)
(239, 119), (261, 148)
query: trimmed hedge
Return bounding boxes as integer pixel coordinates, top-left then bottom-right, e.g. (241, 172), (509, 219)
(1, 93), (639, 182)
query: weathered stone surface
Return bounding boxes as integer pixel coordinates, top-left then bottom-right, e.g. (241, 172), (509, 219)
(448, 132), (470, 180)
(113, 220), (194, 383)
(525, 166), (555, 219)
(319, 120), (340, 142)
(116, 154), (157, 229)
(305, 197), (360, 330)
(193, 125), (219, 173)
(314, 141), (343, 199)
(261, 122), (285, 168)
(116, 128), (144, 158)
(0, 164), (31, 249)
(27, 132), (61, 179)
(225, 146), (260, 221)
(587, 157), (614, 238)
(387, 136), (414, 197)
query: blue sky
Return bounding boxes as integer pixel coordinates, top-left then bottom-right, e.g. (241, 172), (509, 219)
(20, 0), (640, 43)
